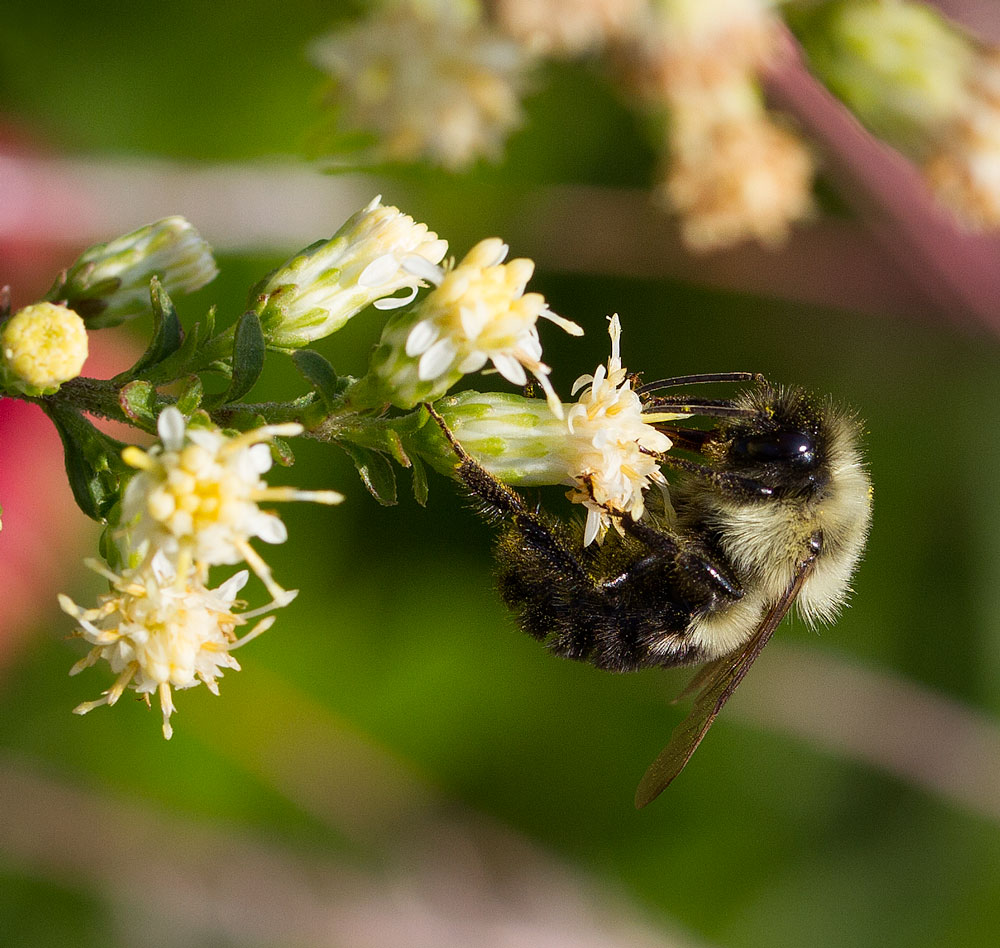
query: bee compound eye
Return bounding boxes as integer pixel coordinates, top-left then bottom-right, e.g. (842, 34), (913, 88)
(733, 429), (816, 466)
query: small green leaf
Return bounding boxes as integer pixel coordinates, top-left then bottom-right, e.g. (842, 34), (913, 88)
(410, 453), (429, 506)
(119, 379), (158, 427)
(339, 443), (397, 505)
(123, 277), (184, 379)
(203, 304), (216, 340)
(291, 349), (349, 409)
(45, 404), (129, 522)
(270, 434), (296, 467)
(176, 375), (204, 415)
(224, 310), (266, 403)
(381, 427), (411, 468)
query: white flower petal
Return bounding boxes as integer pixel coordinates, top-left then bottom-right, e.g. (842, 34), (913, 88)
(358, 253), (404, 288)
(157, 407), (187, 452)
(406, 319), (439, 357)
(418, 337), (458, 381)
(373, 285), (419, 310)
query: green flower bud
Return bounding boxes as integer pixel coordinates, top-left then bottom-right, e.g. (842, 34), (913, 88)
(416, 390), (569, 482)
(46, 217), (218, 328)
(252, 196), (447, 350)
(795, 0), (973, 153)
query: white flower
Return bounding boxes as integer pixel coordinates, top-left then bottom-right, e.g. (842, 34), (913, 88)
(563, 315), (674, 544)
(61, 551), (276, 739)
(309, 0), (534, 170)
(120, 407), (343, 606)
(400, 238), (583, 415)
(255, 196), (448, 348)
(427, 317), (680, 547)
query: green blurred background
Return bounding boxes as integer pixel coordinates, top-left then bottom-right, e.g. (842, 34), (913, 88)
(3, 2), (1000, 947)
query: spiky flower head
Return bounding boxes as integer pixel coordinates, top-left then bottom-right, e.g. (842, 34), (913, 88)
(253, 196), (448, 349)
(309, 0), (533, 170)
(424, 315), (679, 545)
(1, 302), (88, 396)
(46, 217), (218, 328)
(119, 407), (343, 606)
(352, 238), (582, 416)
(563, 314), (675, 544)
(62, 552), (275, 739)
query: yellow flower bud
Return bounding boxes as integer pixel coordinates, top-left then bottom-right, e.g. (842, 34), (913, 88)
(1, 302), (89, 396)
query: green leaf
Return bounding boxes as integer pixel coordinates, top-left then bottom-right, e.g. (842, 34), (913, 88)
(270, 434), (296, 467)
(175, 375), (204, 415)
(119, 379), (158, 427)
(45, 404), (129, 522)
(291, 349), (349, 409)
(339, 442), (397, 505)
(410, 453), (429, 506)
(219, 309), (266, 404)
(122, 277), (184, 379)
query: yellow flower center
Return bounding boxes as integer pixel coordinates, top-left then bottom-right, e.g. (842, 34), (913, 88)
(1, 302), (88, 393)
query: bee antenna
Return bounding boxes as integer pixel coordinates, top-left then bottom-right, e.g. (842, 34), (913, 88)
(637, 372), (766, 396)
(642, 396), (757, 419)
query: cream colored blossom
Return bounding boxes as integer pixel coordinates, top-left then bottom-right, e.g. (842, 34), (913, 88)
(1, 302), (88, 396)
(120, 407), (342, 606)
(563, 315), (674, 545)
(61, 552), (275, 739)
(924, 50), (1000, 229)
(255, 195), (448, 348)
(310, 0), (533, 170)
(405, 239), (582, 411)
(355, 237), (582, 414)
(612, 0), (812, 250)
(425, 316), (679, 546)
(662, 91), (815, 251)
(494, 0), (647, 56)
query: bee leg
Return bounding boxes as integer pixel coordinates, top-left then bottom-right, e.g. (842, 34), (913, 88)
(658, 455), (773, 499)
(619, 514), (743, 603)
(425, 403), (589, 580)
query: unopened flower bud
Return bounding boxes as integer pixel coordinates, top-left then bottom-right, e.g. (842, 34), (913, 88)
(796, 0), (972, 151)
(47, 217), (218, 328)
(417, 390), (570, 483)
(253, 196), (447, 349)
(1, 302), (88, 396)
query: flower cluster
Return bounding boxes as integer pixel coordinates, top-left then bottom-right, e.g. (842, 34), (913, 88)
(62, 408), (342, 737)
(3, 198), (685, 741)
(309, 0), (1000, 247)
(564, 315), (674, 544)
(309, 0), (533, 170)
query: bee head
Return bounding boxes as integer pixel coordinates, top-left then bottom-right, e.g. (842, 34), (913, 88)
(716, 386), (828, 497)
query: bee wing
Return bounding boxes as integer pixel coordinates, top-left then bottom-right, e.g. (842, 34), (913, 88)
(634, 554), (817, 808)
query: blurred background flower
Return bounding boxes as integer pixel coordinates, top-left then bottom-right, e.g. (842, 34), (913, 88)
(3, 2), (1000, 947)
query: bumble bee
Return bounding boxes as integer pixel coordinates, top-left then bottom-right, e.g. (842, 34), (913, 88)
(428, 374), (872, 806)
